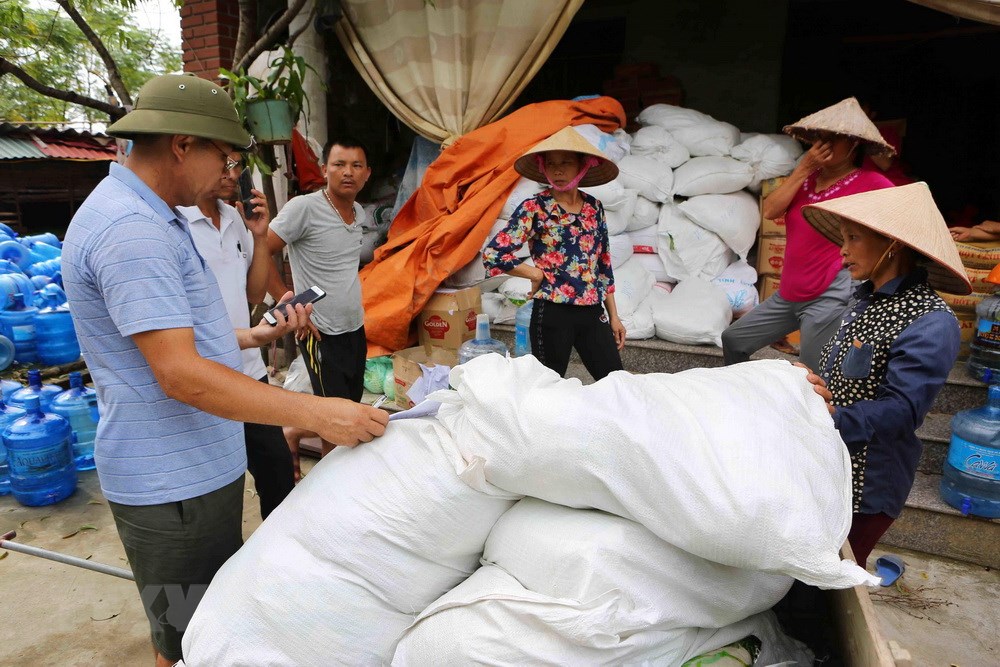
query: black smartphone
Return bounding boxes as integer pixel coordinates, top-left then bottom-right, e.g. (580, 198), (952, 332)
(263, 286), (327, 325)
(237, 167), (256, 216)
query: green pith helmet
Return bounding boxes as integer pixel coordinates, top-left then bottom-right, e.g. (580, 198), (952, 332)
(107, 73), (252, 149)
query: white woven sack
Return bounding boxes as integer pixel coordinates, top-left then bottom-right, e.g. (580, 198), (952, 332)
(182, 419), (520, 666)
(596, 187), (637, 236)
(657, 201), (736, 281)
(631, 252), (672, 283)
(627, 194), (661, 232)
(670, 120), (742, 157)
(712, 258), (760, 318)
(673, 156), (754, 197)
(445, 218), (524, 290)
(731, 133), (804, 192)
(432, 354), (875, 588)
(582, 178), (628, 210)
(648, 276), (732, 346)
(628, 226), (658, 254)
(678, 191), (761, 259)
(500, 178), (544, 219)
(484, 498), (793, 631)
(575, 123), (631, 163)
(482, 291), (517, 324)
(617, 155), (674, 202)
(637, 103), (713, 131)
(392, 564), (808, 666)
(629, 125), (690, 167)
(621, 296), (655, 339)
(608, 256), (655, 316)
(608, 232), (634, 269)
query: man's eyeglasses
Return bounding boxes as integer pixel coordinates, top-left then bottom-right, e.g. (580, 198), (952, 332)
(208, 141), (240, 172)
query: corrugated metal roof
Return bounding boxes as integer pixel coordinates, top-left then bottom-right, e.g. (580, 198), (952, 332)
(0, 136), (48, 160)
(36, 139), (116, 160)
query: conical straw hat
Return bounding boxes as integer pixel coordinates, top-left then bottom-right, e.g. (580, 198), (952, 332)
(783, 97), (896, 158)
(514, 126), (619, 187)
(802, 182), (972, 295)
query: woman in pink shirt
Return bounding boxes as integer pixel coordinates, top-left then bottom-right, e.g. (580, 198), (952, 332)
(722, 97), (896, 371)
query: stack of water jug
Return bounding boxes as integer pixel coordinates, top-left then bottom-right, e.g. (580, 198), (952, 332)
(0, 369), (99, 506)
(942, 261), (1000, 518)
(0, 225), (80, 370)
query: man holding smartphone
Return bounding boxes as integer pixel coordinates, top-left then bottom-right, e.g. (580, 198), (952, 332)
(265, 137), (372, 454)
(179, 154), (296, 520)
(61, 75), (388, 667)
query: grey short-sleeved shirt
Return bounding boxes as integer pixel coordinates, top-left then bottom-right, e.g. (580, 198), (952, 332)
(269, 191), (364, 335)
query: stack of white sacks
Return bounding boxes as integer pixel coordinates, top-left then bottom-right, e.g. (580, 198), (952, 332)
(181, 354), (878, 665)
(455, 104), (804, 347)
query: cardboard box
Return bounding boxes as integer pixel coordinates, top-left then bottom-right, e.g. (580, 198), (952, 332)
(417, 286), (482, 350)
(391, 344), (458, 410)
(755, 235), (787, 276)
(759, 176), (788, 236)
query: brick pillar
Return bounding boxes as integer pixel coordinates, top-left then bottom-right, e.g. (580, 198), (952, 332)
(181, 0), (242, 80)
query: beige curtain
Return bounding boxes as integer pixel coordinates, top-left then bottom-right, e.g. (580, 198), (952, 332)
(907, 0), (1000, 24)
(334, 0), (584, 145)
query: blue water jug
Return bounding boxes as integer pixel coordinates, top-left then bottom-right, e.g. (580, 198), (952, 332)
(940, 384), (1000, 518)
(35, 292), (79, 366)
(26, 257), (60, 278)
(0, 333), (14, 371)
(0, 272), (35, 309)
(0, 223), (15, 239)
(18, 233), (60, 250)
(0, 239), (31, 270)
(0, 258), (24, 275)
(458, 314), (509, 364)
(39, 283), (67, 306)
(0, 399), (27, 495)
(30, 275), (51, 292)
(9, 369), (62, 412)
(50, 372), (98, 471)
(0, 293), (37, 363)
(1, 378), (21, 400)
(29, 241), (61, 261)
(514, 300), (533, 357)
(4, 395), (76, 506)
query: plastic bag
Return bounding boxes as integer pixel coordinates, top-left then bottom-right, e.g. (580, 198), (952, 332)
(364, 356), (393, 394)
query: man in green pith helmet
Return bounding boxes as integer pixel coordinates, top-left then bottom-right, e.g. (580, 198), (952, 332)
(60, 73), (388, 666)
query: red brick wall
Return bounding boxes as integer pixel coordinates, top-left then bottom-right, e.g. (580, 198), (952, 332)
(181, 0), (243, 80)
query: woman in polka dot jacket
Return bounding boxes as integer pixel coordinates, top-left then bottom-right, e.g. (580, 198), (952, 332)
(801, 182), (972, 568)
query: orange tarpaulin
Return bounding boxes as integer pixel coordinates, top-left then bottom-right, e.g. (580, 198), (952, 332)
(360, 96), (626, 355)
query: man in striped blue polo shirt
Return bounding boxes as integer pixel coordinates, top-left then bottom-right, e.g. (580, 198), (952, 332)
(62, 74), (389, 667)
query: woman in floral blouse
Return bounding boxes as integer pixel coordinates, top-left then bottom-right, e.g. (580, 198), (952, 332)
(483, 126), (626, 379)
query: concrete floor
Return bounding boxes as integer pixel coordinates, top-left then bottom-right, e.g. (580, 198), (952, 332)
(2, 429), (998, 666)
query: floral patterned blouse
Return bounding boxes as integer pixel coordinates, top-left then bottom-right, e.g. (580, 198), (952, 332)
(482, 189), (615, 305)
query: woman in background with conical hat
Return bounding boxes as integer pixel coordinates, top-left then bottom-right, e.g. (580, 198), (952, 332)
(483, 126), (626, 380)
(722, 97), (896, 373)
(802, 182), (970, 568)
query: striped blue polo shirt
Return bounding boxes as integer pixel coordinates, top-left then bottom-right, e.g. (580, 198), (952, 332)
(62, 163), (246, 506)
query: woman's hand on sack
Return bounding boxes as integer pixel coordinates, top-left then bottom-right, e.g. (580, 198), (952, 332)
(610, 316), (627, 350)
(794, 361), (835, 415)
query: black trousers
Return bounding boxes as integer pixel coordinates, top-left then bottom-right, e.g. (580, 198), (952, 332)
(530, 300), (623, 380)
(245, 375), (296, 519)
(297, 325), (367, 402)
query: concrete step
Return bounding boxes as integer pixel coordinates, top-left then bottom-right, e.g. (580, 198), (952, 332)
(881, 471), (1000, 570)
(916, 413), (951, 475)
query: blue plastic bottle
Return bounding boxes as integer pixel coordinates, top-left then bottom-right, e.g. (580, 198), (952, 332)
(28, 241), (61, 261)
(50, 372), (98, 471)
(0, 292), (38, 363)
(458, 314), (509, 364)
(18, 233), (61, 250)
(0, 223), (15, 239)
(35, 291), (79, 365)
(0, 334), (14, 372)
(940, 384), (1000, 518)
(0, 272), (35, 309)
(9, 369), (63, 412)
(39, 282), (67, 306)
(30, 275), (51, 292)
(0, 399), (27, 495)
(1, 378), (21, 400)
(0, 258), (24, 275)
(513, 300), (534, 357)
(0, 239), (31, 270)
(4, 395), (76, 506)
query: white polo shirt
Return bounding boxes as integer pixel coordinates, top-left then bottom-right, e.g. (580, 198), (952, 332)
(179, 201), (269, 381)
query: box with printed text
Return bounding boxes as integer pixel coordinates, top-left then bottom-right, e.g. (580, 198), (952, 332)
(417, 285), (482, 350)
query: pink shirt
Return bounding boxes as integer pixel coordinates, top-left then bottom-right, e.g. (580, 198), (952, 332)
(780, 168), (894, 302)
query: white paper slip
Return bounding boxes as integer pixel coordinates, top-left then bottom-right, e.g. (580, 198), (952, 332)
(388, 400), (441, 421)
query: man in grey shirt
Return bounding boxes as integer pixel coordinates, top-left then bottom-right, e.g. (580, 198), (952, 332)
(267, 137), (371, 434)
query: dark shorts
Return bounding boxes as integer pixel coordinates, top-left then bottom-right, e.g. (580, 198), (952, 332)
(108, 475), (245, 661)
(297, 325), (367, 402)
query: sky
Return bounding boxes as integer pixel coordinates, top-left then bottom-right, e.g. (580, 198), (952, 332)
(129, 0), (183, 52)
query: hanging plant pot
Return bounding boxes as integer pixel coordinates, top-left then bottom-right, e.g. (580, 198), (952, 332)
(246, 99), (294, 144)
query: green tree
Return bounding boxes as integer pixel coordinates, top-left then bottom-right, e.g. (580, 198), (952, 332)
(0, 0), (181, 124)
